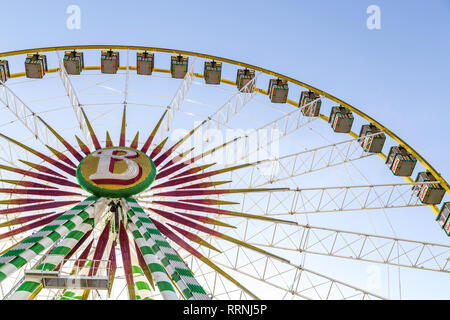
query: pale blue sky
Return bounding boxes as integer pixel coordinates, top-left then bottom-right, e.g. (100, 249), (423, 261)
(2, 0), (449, 181)
(0, 0), (449, 299)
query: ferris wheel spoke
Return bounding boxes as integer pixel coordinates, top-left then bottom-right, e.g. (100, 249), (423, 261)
(154, 131), (376, 190)
(56, 52), (91, 146)
(202, 72), (261, 136)
(140, 110), (168, 154)
(0, 163), (79, 189)
(0, 212), (64, 240)
(0, 83), (66, 151)
(247, 133), (380, 187)
(153, 218), (259, 299)
(243, 220), (450, 273)
(203, 181), (430, 217)
(147, 206), (290, 263)
(156, 58), (197, 144)
(152, 91), (320, 179)
(80, 108), (102, 150)
(74, 74), (125, 94)
(0, 134), (76, 177)
(202, 240), (385, 299)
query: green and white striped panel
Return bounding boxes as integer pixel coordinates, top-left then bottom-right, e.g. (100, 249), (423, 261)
(9, 217), (95, 300)
(132, 265), (153, 300)
(0, 196), (99, 284)
(126, 205), (191, 300)
(128, 220), (178, 300)
(60, 291), (83, 300)
(124, 198), (209, 300)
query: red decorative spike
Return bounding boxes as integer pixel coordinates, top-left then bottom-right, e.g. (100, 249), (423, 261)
(156, 163), (215, 180)
(153, 120), (206, 167)
(46, 145), (77, 168)
(80, 108), (102, 150)
(154, 188), (286, 197)
(88, 220), (111, 276)
(119, 106), (127, 147)
(167, 223), (221, 252)
(0, 134), (76, 176)
(19, 160), (67, 179)
(0, 201), (79, 215)
(105, 131), (113, 148)
(177, 181), (231, 190)
(173, 211), (235, 228)
(141, 110), (167, 153)
(0, 198), (54, 206)
(149, 137), (168, 159)
(0, 212), (63, 239)
(151, 219), (202, 259)
(151, 164), (251, 190)
(0, 212), (56, 228)
(0, 164), (80, 188)
(159, 147), (194, 171)
(74, 238), (94, 269)
(0, 179), (58, 189)
(179, 199), (239, 206)
(130, 132), (139, 149)
(38, 116), (84, 162)
(75, 135), (91, 155)
(119, 220), (136, 300)
(0, 188), (81, 197)
(107, 240), (117, 296)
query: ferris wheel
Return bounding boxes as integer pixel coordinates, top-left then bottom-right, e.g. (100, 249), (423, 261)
(0, 45), (447, 300)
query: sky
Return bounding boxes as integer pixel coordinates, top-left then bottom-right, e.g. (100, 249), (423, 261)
(0, 0), (449, 300)
(2, 0), (449, 181)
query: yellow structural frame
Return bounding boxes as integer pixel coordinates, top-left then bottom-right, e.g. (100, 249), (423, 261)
(0, 45), (447, 216)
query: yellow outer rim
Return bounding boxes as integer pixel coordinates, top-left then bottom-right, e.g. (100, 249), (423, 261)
(1, 45), (446, 215)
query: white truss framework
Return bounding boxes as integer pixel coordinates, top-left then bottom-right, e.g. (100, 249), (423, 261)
(182, 240), (385, 300)
(205, 72), (261, 135)
(0, 83), (63, 151)
(239, 133), (377, 187)
(246, 222), (450, 273)
(213, 96), (322, 164)
(56, 52), (92, 148)
(201, 182), (433, 218)
(0, 138), (32, 166)
(157, 58), (197, 143)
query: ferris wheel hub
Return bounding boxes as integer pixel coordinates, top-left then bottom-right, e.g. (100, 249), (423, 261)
(76, 146), (156, 198)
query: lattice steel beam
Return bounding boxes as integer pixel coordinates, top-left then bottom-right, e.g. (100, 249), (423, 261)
(234, 133), (377, 187)
(56, 52), (92, 148)
(157, 58), (197, 144)
(245, 222), (450, 273)
(186, 240), (385, 300)
(0, 84), (63, 150)
(204, 72), (261, 135)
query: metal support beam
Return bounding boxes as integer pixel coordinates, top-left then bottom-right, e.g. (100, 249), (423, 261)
(246, 222), (450, 273)
(0, 83), (63, 150)
(56, 52), (92, 148)
(157, 58), (197, 144)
